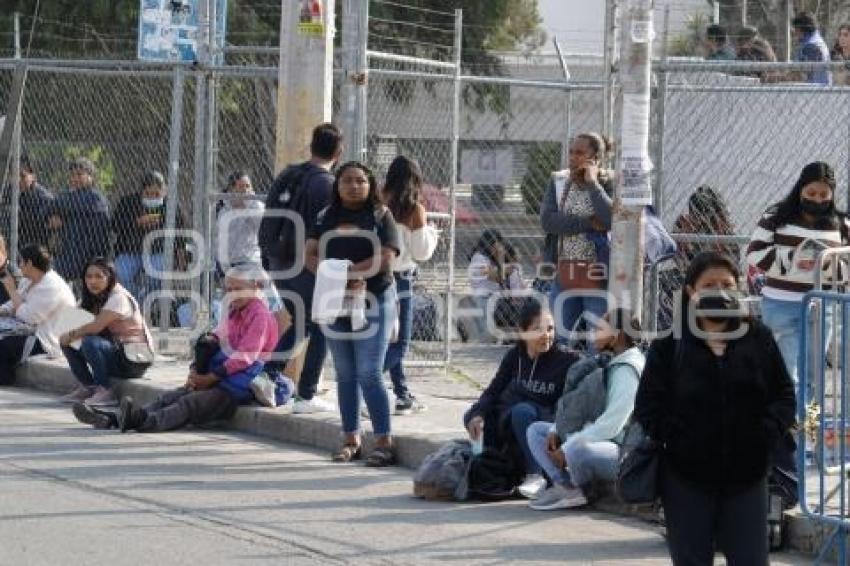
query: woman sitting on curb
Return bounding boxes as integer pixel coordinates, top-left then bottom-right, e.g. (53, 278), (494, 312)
(73, 264), (280, 432)
(465, 300), (579, 498)
(60, 258), (154, 407)
(525, 308), (645, 509)
(0, 244), (75, 384)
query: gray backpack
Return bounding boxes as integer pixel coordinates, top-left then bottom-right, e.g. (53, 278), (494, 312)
(413, 439), (473, 501)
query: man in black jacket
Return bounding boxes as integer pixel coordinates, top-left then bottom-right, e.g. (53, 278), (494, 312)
(259, 123), (342, 414)
(1, 156), (54, 252)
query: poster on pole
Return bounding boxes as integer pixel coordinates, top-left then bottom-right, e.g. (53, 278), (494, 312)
(619, 93), (653, 206)
(138, 0), (228, 62)
(298, 0), (326, 37)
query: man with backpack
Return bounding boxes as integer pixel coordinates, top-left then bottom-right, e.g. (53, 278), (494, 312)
(259, 123), (343, 414)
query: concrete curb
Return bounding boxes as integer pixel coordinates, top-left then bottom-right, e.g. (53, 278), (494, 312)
(13, 357), (823, 558)
(14, 357), (457, 469)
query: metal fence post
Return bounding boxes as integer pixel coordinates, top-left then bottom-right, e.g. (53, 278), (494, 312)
(652, 4), (670, 218)
(553, 38), (572, 170)
(159, 66), (185, 341)
(192, 72), (209, 325)
(445, 8), (462, 370)
(341, 0), (369, 163)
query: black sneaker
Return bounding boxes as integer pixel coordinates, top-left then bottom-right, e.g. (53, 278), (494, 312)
(118, 397), (147, 433)
(72, 402), (118, 429)
(394, 395), (427, 416)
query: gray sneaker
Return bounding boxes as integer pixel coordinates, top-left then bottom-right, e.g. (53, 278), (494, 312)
(72, 402), (118, 429)
(85, 386), (118, 407)
(60, 385), (95, 404)
(529, 484), (588, 511)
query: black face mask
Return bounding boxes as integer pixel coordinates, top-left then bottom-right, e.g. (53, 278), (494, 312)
(696, 291), (741, 323)
(800, 199), (832, 218)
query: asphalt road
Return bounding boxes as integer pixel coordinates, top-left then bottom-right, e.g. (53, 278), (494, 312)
(0, 387), (809, 565)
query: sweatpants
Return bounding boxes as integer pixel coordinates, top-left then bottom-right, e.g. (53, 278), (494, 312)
(662, 466), (768, 566)
(138, 387), (238, 432)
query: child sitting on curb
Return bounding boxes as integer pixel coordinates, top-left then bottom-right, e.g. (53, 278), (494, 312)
(73, 265), (282, 431)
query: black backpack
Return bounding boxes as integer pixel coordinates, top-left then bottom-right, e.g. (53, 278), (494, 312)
(259, 162), (314, 266)
(466, 446), (525, 501)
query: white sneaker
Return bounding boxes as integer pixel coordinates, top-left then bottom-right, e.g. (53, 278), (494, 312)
(529, 484), (588, 510)
(292, 396), (336, 414)
(518, 474), (548, 500)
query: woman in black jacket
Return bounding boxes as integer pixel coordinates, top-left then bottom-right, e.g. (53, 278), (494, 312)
(634, 251), (796, 565)
(465, 300), (579, 498)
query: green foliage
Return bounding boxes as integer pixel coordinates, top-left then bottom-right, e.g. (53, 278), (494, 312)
(520, 142), (561, 216)
(668, 12), (710, 57)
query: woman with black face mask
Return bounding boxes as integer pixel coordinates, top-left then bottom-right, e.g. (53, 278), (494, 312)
(634, 251), (795, 565)
(746, 161), (850, 389)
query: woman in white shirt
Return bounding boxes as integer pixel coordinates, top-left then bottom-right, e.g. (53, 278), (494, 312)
(216, 171), (265, 273)
(60, 258), (153, 408)
(382, 156), (439, 415)
(0, 244), (75, 384)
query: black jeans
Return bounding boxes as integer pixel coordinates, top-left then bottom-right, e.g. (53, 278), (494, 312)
(0, 336), (44, 385)
(662, 466), (768, 566)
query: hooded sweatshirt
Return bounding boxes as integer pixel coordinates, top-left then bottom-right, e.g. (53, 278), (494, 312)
(557, 346), (645, 452)
(464, 343), (579, 427)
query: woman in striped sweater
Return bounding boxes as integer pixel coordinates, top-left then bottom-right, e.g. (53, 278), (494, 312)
(746, 161), (850, 388)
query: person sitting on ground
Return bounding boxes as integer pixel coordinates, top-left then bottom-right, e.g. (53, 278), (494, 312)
(73, 264), (279, 432)
(465, 301), (579, 498)
(59, 258), (153, 408)
(704, 24), (736, 61)
(464, 229), (526, 341)
(0, 235), (18, 306)
(0, 244), (75, 384)
(524, 308), (646, 508)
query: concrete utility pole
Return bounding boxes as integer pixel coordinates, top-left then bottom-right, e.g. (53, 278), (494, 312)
(608, 0), (654, 317)
(340, 0), (368, 163)
(276, 0), (336, 171)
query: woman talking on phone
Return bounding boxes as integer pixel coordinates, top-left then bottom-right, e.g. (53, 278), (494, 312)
(540, 133), (613, 345)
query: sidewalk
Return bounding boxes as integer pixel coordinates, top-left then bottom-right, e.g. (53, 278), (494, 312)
(10, 354), (830, 558)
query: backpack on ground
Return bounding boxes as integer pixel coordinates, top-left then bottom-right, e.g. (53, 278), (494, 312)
(466, 445), (525, 501)
(413, 439), (473, 501)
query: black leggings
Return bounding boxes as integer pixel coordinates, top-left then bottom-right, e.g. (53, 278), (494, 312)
(662, 466), (768, 566)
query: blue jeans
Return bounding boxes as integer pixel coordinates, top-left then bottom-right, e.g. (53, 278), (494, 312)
(383, 272), (413, 399)
(273, 296), (328, 401)
(324, 286), (397, 436)
(548, 281), (607, 345)
(761, 295), (833, 396)
(62, 335), (146, 388)
(527, 421), (620, 488)
(115, 253), (165, 302)
(510, 402), (545, 475)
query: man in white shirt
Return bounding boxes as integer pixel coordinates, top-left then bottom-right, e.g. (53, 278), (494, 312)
(0, 244), (75, 384)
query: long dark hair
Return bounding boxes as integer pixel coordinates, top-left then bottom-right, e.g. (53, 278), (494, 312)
(384, 156), (423, 225)
(469, 229), (504, 268)
(769, 162), (842, 230)
(832, 23), (850, 59)
(329, 161), (381, 212)
(688, 186), (734, 235)
(80, 257), (118, 315)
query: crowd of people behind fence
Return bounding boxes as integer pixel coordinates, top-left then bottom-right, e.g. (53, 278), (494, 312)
(0, 85), (846, 561)
(704, 11), (850, 86)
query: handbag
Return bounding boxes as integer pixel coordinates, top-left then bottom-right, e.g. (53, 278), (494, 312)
(616, 421), (661, 504)
(116, 294), (155, 366)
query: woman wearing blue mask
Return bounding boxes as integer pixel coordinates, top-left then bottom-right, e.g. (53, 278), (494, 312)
(113, 171), (186, 303)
